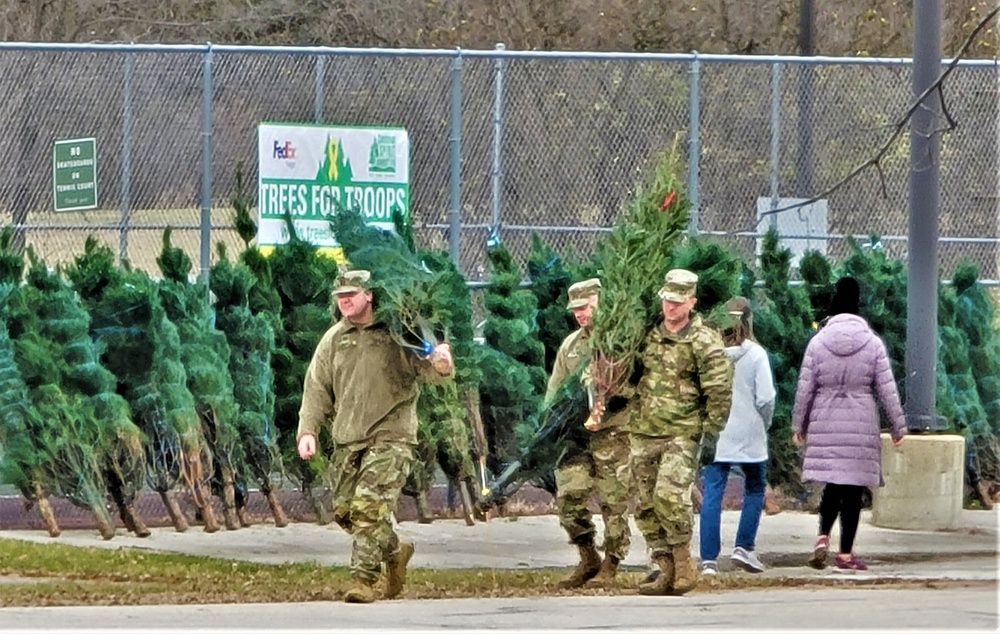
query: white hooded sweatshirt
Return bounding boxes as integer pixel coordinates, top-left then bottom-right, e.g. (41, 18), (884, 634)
(713, 340), (776, 463)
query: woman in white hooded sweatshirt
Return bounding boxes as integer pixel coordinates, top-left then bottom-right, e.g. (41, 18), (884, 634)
(698, 296), (776, 575)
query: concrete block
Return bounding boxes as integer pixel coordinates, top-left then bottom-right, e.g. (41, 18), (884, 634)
(872, 433), (965, 531)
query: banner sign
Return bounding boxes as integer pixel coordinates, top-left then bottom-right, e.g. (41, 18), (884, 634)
(257, 123), (410, 248)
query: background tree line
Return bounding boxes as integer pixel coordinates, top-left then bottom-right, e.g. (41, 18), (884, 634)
(4, 0), (1000, 57)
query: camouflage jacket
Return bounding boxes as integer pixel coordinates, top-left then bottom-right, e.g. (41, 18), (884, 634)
(629, 314), (733, 439)
(546, 328), (590, 404)
(296, 319), (452, 449)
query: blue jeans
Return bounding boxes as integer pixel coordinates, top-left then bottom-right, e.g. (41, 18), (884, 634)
(699, 461), (767, 561)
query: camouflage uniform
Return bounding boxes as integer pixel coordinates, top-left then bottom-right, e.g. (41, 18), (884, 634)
(631, 269), (732, 595)
(631, 314), (732, 552)
(297, 271), (452, 585)
(547, 278), (633, 588)
(548, 327), (633, 562)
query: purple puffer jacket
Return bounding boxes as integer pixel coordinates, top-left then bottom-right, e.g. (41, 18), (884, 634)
(791, 314), (907, 488)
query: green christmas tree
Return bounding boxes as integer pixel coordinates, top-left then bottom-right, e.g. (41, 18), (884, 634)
(331, 206), (481, 519)
(157, 229), (243, 530)
(526, 234), (578, 373)
(67, 238), (217, 533)
(23, 251), (148, 538)
(588, 142), (690, 402)
(0, 285), (66, 537)
(210, 245), (289, 527)
(752, 229), (816, 492)
(477, 241), (548, 479)
(838, 236), (907, 380)
(951, 262), (1000, 483)
(0, 237), (116, 539)
(229, 164), (337, 524)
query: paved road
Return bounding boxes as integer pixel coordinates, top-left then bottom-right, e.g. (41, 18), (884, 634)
(2, 586), (996, 630)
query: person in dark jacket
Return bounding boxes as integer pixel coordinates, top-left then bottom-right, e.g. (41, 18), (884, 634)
(791, 276), (906, 571)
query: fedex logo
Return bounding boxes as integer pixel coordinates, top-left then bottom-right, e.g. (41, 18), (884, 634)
(273, 141), (296, 160)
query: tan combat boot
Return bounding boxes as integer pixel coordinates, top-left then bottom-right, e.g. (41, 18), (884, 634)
(557, 543), (602, 589)
(584, 554), (620, 588)
(384, 539), (415, 599)
(344, 578), (376, 603)
(670, 545), (698, 595)
(638, 551), (674, 595)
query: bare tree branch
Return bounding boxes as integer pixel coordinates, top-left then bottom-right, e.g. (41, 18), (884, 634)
(741, 1), (1000, 235)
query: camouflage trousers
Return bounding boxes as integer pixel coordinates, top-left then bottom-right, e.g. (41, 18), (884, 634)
(629, 434), (699, 557)
(554, 429), (632, 559)
(328, 440), (414, 583)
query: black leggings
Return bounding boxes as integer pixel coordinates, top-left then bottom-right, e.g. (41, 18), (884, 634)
(818, 483), (865, 555)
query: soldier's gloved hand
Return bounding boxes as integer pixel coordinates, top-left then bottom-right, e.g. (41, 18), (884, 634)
(298, 434), (317, 460)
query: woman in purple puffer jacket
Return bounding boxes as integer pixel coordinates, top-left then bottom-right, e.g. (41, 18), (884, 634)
(791, 276), (907, 571)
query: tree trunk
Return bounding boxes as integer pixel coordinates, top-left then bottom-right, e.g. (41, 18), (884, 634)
(160, 490), (189, 532)
(33, 483), (60, 537)
(264, 486), (289, 528)
(220, 464), (240, 530)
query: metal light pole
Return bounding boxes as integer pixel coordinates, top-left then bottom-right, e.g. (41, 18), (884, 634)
(906, 0), (944, 430)
(797, 0), (814, 197)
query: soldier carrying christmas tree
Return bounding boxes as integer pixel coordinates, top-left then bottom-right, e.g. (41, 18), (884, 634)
(296, 269), (455, 604)
(547, 278), (634, 590)
(599, 269), (733, 596)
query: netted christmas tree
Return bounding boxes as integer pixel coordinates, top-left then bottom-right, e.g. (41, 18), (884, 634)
(330, 206), (480, 522)
(22, 251), (148, 538)
(226, 166), (336, 523)
(838, 236), (908, 380)
(669, 236), (754, 315)
(0, 236), (116, 539)
(210, 244), (288, 527)
(157, 229), (242, 530)
(476, 240), (548, 480)
(526, 234), (578, 373)
(271, 234), (339, 520)
(0, 285), (65, 537)
(937, 284), (990, 438)
(67, 237), (218, 533)
(481, 142), (692, 506)
(799, 249), (836, 324)
(951, 262), (1000, 482)
(752, 229), (816, 492)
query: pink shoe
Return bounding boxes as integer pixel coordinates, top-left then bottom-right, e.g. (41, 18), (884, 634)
(807, 535), (828, 569)
(834, 554), (868, 571)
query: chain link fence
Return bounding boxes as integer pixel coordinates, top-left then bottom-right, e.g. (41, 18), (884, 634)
(0, 44), (996, 282)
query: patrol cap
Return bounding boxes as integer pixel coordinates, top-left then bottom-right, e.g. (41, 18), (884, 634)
(332, 269), (371, 295)
(658, 269), (698, 302)
(566, 278), (602, 309)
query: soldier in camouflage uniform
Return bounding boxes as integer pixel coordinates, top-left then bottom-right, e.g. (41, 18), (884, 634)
(629, 269), (733, 596)
(297, 269), (455, 604)
(547, 279), (634, 590)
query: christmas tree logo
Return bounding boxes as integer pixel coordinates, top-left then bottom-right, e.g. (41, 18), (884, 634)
(316, 136), (353, 184)
(368, 134), (397, 174)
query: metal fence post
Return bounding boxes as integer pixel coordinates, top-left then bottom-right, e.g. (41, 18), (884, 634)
(490, 43), (506, 238)
(769, 62), (783, 230)
(448, 50), (463, 267)
(119, 50), (134, 264)
(200, 44), (214, 286)
(687, 52), (700, 235)
(314, 54), (326, 123)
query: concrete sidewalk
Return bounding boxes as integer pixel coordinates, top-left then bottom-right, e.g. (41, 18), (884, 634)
(2, 508), (996, 582)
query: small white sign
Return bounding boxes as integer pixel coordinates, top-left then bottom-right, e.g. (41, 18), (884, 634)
(755, 197), (828, 267)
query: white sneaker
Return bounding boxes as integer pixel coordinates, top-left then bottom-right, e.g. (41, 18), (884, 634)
(731, 546), (765, 573)
(699, 560), (718, 576)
